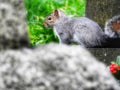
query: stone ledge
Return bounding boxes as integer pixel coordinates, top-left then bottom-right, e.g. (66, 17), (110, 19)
(0, 44), (119, 90)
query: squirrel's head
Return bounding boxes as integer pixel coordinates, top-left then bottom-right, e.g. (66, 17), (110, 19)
(43, 9), (66, 28)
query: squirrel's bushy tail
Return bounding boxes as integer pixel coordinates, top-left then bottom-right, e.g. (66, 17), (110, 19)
(105, 15), (120, 38)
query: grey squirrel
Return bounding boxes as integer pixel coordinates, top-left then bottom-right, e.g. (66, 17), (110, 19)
(43, 9), (105, 48)
(44, 10), (104, 47)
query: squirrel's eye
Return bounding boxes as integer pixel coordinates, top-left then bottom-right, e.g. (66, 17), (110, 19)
(48, 17), (51, 20)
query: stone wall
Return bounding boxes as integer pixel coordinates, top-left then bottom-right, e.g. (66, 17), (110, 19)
(89, 48), (120, 65)
(0, 0), (30, 50)
(0, 0), (120, 90)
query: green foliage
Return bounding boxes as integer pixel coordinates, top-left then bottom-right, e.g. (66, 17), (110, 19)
(24, 0), (86, 46)
(116, 56), (120, 66)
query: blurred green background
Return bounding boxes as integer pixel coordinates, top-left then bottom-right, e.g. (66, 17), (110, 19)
(24, 0), (86, 46)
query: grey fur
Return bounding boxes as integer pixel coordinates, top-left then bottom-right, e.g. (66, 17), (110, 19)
(45, 10), (105, 47)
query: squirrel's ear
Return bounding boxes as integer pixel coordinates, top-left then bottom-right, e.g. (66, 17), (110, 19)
(54, 10), (59, 18)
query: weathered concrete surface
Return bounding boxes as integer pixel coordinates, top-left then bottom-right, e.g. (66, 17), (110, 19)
(0, 0), (30, 50)
(89, 48), (120, 65)
(0, 44), (119, 90)
(86, 0), (120, 29)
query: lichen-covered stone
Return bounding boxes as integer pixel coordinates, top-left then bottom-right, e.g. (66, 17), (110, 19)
(0, 0), (30, 50)
(86, 0), (120, 29)
(0, 44), (119, 90)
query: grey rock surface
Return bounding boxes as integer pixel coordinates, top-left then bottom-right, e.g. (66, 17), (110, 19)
(0, 0), (30, 50)
(0, 44), (119, 90)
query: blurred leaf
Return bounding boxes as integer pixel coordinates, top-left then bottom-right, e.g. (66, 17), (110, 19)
(116, 56), (120, 66)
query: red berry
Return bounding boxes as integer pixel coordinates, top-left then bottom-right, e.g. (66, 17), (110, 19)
(112, 70), (117, 74)
(113, 65), (117, 69)
(109, 63), (118, 74)
(117, 66), (120, 70)
(110, 68), (114, 71)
